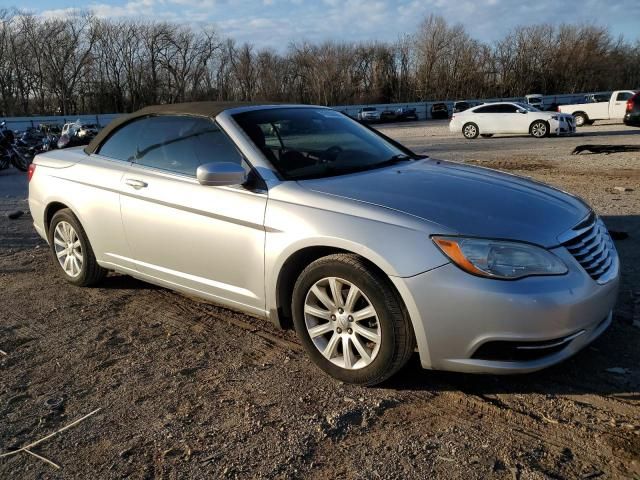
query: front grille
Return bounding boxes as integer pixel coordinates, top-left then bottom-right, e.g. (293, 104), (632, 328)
(562, 216), (616, 282)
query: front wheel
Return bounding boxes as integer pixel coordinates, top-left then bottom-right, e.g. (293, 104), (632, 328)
(530, 120), (549, 138)
(292, 254), (415, 386)
(48, 209), (107, 286)
(462, 122), (479, 139)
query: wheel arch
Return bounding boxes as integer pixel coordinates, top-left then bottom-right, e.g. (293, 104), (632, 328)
(44, 201), (75, 237)
(529, 118), (550, 134)
(273, 245), (410, 332)
(462, 121), (480, 138)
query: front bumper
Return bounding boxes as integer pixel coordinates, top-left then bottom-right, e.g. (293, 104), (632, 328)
(392, 246), (619, 374)
(551, 116), (576, 135)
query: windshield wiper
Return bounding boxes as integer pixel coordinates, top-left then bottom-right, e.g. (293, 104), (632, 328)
(293, 154), (414, 180)
(383, 153), (412, 164)
(328, 154), (412, 176)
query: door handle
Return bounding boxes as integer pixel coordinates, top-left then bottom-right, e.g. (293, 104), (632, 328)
(125, 179), (148, 189)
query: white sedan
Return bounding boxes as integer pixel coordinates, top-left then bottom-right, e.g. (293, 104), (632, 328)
(449, 102), (575, 139)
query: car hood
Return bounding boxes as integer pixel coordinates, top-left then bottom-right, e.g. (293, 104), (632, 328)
(300, 159), (590, 247)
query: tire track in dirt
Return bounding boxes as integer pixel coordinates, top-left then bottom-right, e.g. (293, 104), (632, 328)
(150, 288), (303, 354)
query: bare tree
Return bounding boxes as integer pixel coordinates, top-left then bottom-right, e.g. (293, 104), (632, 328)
(0, 10), (637, 116)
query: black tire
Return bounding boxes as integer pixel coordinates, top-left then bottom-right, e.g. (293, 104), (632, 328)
(530, 120), (549, 138)
(10, 149), (31, 172)
(480, 134), (493, 138)
(0, 153), (10, 170)
(462, 122), (479, 139)
(292, 253), (415, 386)
(573, 112), (588, 127)
(48, 208), (106, 286)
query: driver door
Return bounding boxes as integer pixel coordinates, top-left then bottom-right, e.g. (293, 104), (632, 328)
(612, 91), (633, 118)
(497, 104), (528, 133)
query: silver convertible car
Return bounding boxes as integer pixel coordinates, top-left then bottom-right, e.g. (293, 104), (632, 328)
(28, 102), (620, 385)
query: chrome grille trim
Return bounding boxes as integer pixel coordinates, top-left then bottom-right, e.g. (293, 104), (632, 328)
(561, 216), (618, 284)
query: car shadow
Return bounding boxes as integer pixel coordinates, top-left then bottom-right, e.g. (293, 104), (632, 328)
(573, 129), (640, 138)
(99, 272), (160, 290)
(383, 214), (640, 396)
(479, 128), (639, 140)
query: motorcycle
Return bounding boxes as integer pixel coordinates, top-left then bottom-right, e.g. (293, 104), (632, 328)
(23, 124), (60, 152)
(0, 121), (33, 172)
(57, 120), (98, 149)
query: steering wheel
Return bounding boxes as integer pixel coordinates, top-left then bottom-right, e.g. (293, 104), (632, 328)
(323, 145), (343, 162)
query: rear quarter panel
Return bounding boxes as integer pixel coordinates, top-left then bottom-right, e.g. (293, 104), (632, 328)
(30, 150), (132, 267)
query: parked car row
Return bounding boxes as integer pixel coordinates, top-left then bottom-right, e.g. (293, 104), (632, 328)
(558, 90), (636, 126)
(356, 106), (419, 123)
(450, 102), (575, 139)
(449, 88), (638, 138)
(355, 103), (462, 123)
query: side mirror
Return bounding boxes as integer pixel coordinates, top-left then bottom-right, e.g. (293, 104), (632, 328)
(197, 162), (247, 187)
(517, 109), (527, 114)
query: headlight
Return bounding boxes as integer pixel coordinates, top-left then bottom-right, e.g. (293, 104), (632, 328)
(432, 236), (567, 280)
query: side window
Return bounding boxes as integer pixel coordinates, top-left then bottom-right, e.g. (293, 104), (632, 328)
(616, 92), (633, 102)
(475, 105), (500, 113)
(134, 116), (243, 176)
(97, 120), (142, 162)
(497, 104), (519, 113)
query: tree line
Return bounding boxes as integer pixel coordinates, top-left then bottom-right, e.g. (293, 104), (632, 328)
(0, 9), (639, 117)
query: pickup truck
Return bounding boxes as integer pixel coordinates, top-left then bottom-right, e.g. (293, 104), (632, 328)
(558, 90), (636, 126)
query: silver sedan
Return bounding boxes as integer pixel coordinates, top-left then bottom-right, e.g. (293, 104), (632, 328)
(28, 102), (620, 385)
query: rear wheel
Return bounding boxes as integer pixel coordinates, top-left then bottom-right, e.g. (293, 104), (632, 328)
(292, 254), (415, 386)
(48, 209), (106, 286)
(462, 122), (479, 139)
(530, 120), (549, 138)
(573, 112), (588, 127)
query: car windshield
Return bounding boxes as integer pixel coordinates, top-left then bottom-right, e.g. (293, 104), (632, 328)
(233, 107), (415, 180)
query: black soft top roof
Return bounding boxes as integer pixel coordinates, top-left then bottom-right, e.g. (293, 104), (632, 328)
(84, 101), (270, 155)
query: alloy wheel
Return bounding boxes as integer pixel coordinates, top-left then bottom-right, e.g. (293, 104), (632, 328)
(463, 124), (477, 138)
(531, 122), (547, 137)
(303, 277), (381, 370)
(53, 221), (83, 278)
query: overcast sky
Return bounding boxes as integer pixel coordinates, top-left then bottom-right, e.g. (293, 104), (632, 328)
(14, 0), (640, 49)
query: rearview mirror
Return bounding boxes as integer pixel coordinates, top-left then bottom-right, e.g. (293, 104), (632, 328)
(196, 162), (247, 186)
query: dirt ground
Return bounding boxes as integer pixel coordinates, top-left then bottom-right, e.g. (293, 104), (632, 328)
(1, 122), (639, 479)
